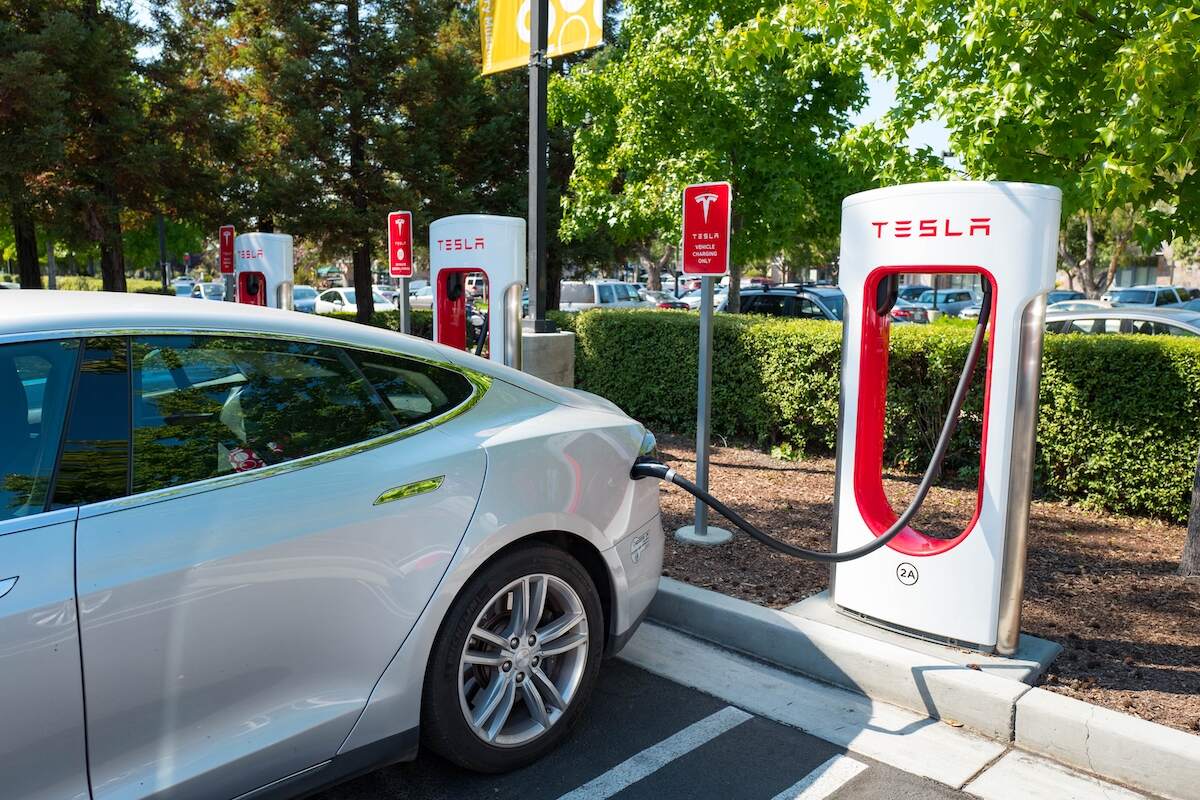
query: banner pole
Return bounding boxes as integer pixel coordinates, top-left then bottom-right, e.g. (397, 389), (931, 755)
(528, 0), (555, 335)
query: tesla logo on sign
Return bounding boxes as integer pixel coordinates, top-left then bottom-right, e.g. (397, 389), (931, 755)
(682, 182), (732, 276)
(388, 211), (414, 277)
(219, 225), (235, 274)
(436, 237), (486, 252)
(871, 218), (991, 239)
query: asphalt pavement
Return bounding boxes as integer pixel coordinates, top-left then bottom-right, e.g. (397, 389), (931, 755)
(315, 659), (965, 800)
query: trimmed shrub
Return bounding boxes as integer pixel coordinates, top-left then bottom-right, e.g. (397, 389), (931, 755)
(569, 309), (1200, 523)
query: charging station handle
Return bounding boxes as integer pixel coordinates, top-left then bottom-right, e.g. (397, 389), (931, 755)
(875, 274), (900, 316)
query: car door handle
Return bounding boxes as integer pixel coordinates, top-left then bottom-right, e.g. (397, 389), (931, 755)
(374, 476), (444, 506)
(0, 576), (17, 599)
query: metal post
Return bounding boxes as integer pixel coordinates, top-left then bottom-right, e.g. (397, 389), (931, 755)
(527, 0), (555, 334)
(675, 276), (732, 546)
(398, 277), (411, 335)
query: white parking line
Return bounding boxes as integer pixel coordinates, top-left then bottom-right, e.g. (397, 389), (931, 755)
(769, 755), (867, 800)
(556, 706), (753, 800)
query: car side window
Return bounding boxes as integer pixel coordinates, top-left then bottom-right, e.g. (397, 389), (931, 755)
(348, 349), (475, 427)
(0, 339), (80, 521)
(129, 336), (398, 495)
(52, 337), (132, 509)
(745, 295), (789, 316)
(796, 297), (825, 319)
(597, 284), (616, 303)
(1066, 318), (1120, 334)
(321, 290), (339, 303)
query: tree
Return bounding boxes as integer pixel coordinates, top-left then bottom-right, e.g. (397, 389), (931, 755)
(1057, 208), (1141, 297)
(737, 1), (1200, 250)
(0, 1), (70, 288)
(549, 0), (865, 310)
(1183, 444), (1200, 578)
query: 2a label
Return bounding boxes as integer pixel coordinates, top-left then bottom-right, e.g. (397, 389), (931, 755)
(896, 562), (919, 586)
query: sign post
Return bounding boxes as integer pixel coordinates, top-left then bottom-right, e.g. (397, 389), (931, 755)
(388, 210), (414, 334)
(219, 225), (235, 302)
(676, 181), (733, 547)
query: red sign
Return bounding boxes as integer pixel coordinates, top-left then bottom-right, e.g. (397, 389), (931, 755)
(388, 211), (414, 277)
(682, 182), (732, 275)
(219, 225), (236, 274)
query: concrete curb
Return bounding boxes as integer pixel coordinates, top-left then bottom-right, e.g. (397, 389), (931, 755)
(1015, 687), (1200, 800)
(647, 577), (1199, 800)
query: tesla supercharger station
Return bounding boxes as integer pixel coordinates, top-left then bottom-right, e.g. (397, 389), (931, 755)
(832, 181), (1061, 655)
(430, 215), (524, 368)
(233, 232), (294, 310)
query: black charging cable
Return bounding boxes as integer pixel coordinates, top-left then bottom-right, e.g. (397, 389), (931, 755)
(630, 282), (993, 563)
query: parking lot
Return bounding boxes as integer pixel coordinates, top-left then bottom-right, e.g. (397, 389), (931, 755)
(317, 659), (962, 800)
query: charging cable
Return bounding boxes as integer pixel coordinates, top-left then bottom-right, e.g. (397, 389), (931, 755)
(630, 283), (993, 563)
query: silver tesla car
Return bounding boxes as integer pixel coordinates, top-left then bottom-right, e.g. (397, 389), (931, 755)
(0, 291), (663, 799)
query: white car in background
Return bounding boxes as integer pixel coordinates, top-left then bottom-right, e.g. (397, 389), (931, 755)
(0, 291), (662, 797)
(559, 281), (651, 311)
(409, 285), (436, 309)
(314, 287), (391, 314)
(1046, 299), (1112, 313)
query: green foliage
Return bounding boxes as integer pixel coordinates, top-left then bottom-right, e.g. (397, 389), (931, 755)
(549, 0), (866, 270)
(563, 310), (1200, 522)
(735, 1), (1200, 245)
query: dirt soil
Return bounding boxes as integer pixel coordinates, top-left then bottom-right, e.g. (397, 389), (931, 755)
(654, 433), (1200, 735)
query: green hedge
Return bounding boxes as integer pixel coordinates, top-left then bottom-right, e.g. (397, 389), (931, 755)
(327, 307), (1200, 522)
(570, 309), (1200, 523)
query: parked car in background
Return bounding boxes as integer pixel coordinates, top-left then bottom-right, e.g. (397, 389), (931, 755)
(0, 290), (662, 796)
(1046, 307), (1200, 337)
(1181, 297), (1200, 312)
(1100, 285), (1187, 307)
(190, 282), (225, 301)
(171, 277), (195, 297)
(407, 279), (430, 294)
(408, 285), (436, 309)
(373, 284), (400, 305)
(293, 285), (318, 313)
(889, 298), (929, 323)
(645, 290), (689, 309)
(1047, 299), (1112, 313)
(558, 281), (650, 311)
(1047, 289), (1086, 305)
(679, 287), (728, 310)
(912, 288), (978, 316)
(958, 302), (983, 320)
(0, 281), (19, 290)
(897, 284), (932, 302)
(1183, 287), (1200, 300)
(314, 287), (390, 315)
(719, 285), (844, 320)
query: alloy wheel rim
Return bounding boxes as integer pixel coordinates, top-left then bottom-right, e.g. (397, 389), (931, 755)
(457, 573), (589, 748)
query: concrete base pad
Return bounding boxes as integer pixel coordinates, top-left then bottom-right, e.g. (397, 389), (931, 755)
(520, 324), (575, 387)
(786, 591), (1061, 684)
(674, 525), (733, 546)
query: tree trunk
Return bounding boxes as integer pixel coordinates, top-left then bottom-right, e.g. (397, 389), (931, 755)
(1180, 444), (1200, 578)
(346, 0), (374, 323)
(99, 202), (127, 292)
(10, 194), (41, 289)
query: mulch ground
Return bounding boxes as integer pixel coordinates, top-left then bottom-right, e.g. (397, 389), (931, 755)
(654, 433), (1200, 735)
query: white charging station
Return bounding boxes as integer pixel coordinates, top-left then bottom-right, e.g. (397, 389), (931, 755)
(234, 232), (294, 310)
(832, 182), (1061, 654)
(429, 215), (525, 368)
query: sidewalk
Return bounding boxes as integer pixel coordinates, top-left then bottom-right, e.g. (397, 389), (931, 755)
(641, 578), (1200, 800)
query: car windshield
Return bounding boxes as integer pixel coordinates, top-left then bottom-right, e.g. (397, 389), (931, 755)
(293, 287), (316, 300)
(202, 285), (224, 299)
(174, 284), (192, 296)
(1108, 289), (1155, 304)
(560, 284), (593, 303)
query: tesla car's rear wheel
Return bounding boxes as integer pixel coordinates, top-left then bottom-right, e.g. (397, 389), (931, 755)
(422, 544), (603, 772)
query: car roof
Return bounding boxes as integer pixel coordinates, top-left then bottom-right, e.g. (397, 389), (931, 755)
(0, 290), (412, 349)
(1046, 306), (1200, 325)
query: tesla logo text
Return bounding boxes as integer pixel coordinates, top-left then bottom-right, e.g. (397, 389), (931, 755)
(437, 237), (486, 251)
(237, 248), (264, 259)
(871, 218), (991, 238)
(694, 192), (719, 223)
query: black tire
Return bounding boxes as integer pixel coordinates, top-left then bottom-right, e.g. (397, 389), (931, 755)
(421, 543), (604, 773)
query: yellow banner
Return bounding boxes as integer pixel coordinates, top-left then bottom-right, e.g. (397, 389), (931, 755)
(480, 0), (604, 75)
